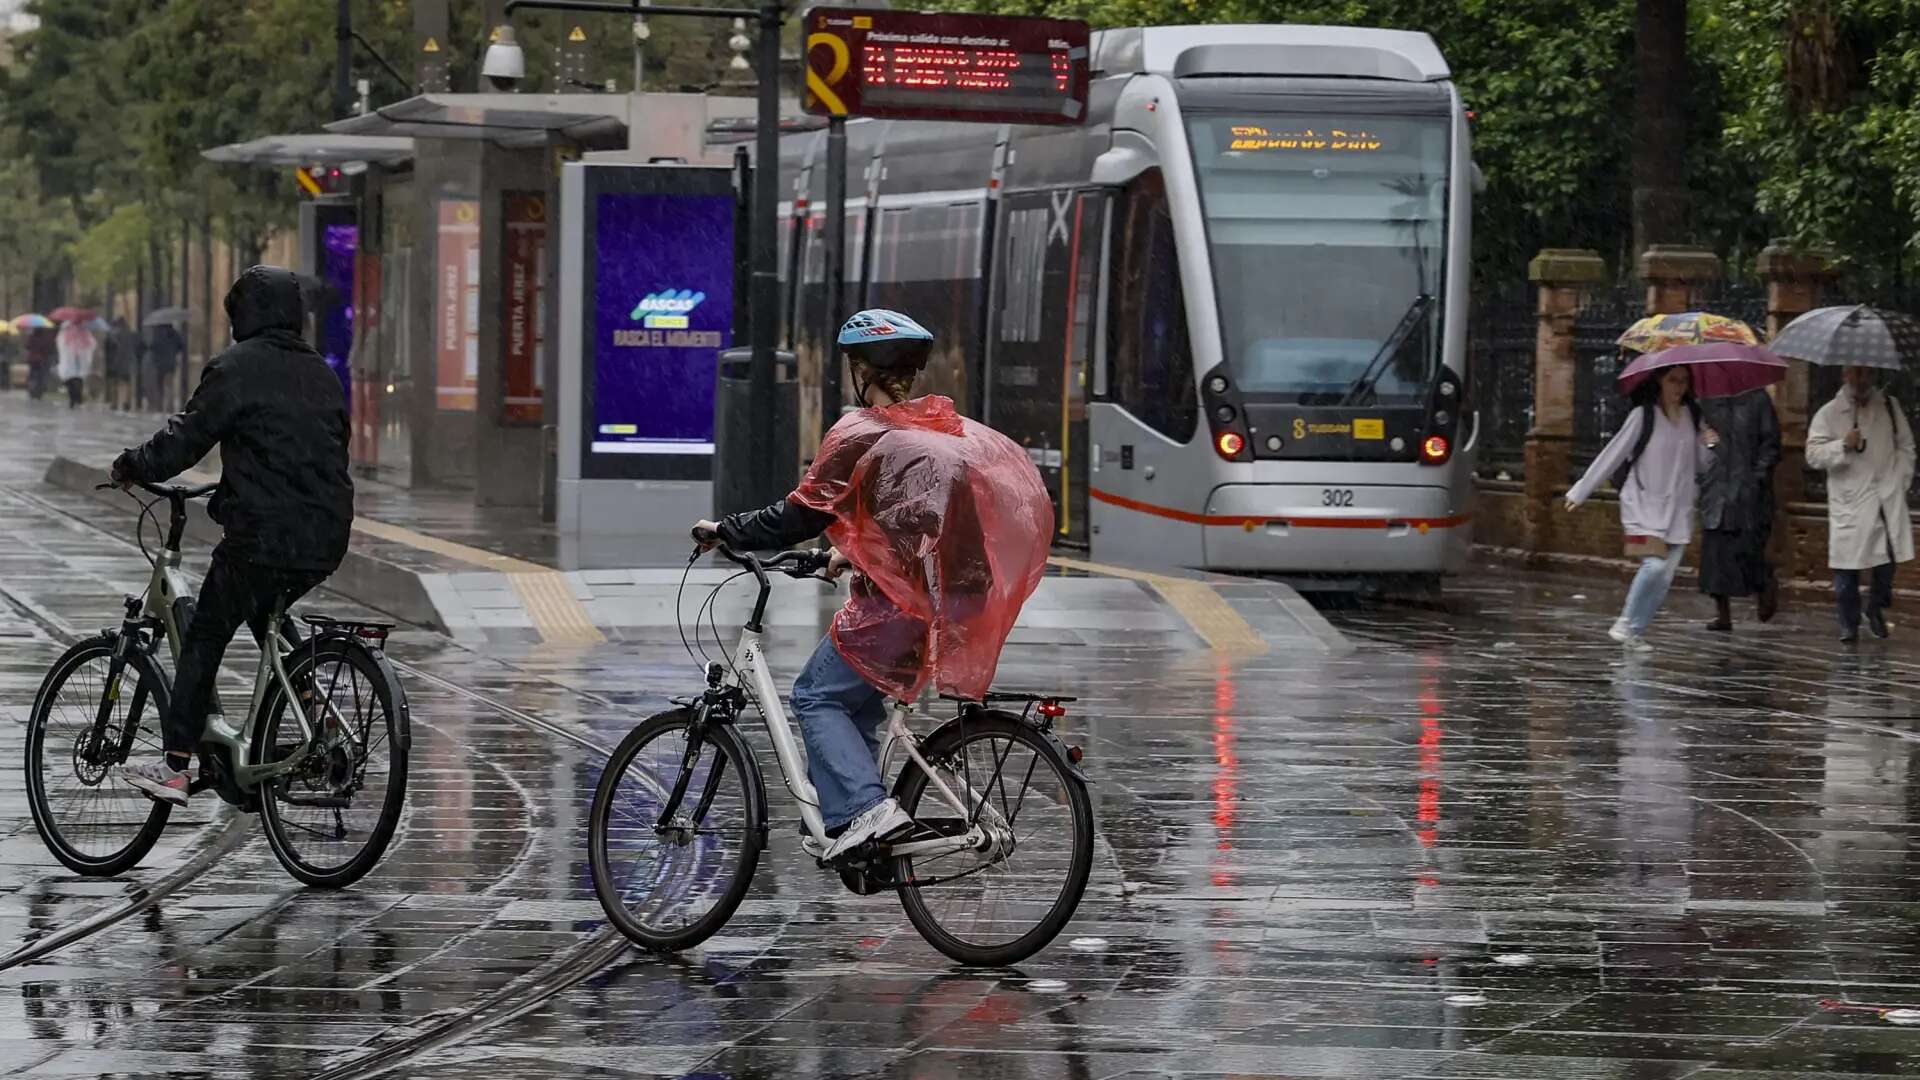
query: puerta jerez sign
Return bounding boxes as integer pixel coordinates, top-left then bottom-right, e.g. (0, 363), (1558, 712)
(803, 6), (1091, 126)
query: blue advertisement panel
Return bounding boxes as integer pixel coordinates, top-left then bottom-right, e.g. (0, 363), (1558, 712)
(591, 192), (736, 457)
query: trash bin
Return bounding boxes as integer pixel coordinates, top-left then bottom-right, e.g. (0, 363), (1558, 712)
(712, 347), (799, 518)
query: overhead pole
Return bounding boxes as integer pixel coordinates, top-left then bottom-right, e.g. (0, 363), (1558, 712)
(821, 115), (845, 437)
(335, 0), (353, 119)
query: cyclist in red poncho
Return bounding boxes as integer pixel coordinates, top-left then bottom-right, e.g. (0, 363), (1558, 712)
(694, 309), (1053, 863)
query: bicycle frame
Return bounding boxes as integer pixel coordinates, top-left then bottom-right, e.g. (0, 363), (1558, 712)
(726, 626), (988, 862)
(123, 501), (324, 793)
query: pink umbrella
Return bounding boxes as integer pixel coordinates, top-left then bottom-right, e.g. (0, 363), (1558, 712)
(1617, 342), (1788, 399)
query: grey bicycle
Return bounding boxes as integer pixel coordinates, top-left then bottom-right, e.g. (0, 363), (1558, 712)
(588, 537), (1095, 967)
(24, 480), (411, 886)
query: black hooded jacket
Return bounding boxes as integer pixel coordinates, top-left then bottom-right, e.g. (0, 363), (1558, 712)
(114, 266), (354, 572)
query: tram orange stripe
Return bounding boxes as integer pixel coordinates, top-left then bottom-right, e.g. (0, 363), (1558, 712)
(1089, 486), (1471, 530)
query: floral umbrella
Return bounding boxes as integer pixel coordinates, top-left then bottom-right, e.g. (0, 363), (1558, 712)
(1616, 312), (1760, 354)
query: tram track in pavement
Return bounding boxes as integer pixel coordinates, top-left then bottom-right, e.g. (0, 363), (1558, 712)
(0, 481), (642, 1077)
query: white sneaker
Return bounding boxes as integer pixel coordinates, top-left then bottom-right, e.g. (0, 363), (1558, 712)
(1622, 635), (1653, 654)
(823, 797), (915, 863)
(1608, 618), (1631, 644)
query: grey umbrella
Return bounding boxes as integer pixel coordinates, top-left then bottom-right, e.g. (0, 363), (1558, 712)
(1770, 304), (1920, 370)
(142, 306), (190, 327)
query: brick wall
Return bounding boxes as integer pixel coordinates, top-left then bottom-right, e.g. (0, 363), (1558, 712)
(1475, 478), (1881, 585)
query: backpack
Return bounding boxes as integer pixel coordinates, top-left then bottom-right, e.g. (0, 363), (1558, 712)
(1611, 398), (1702, 492)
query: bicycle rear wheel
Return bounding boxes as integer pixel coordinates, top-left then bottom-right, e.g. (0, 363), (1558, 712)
(25, 636), (174, 876)
(590, 709), (764, 952)
(253, 639), (408, 888)
(893, 711), (1093, 967)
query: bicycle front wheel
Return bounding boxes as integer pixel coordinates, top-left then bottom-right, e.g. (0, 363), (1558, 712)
(590, 709), (764, 952)
(25, 636), (174, 876)
(253, 639), (408, 888)
(893, 711), (1094, 967)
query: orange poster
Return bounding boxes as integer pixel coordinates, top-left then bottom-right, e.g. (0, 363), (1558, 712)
(436, 199), (480, 411)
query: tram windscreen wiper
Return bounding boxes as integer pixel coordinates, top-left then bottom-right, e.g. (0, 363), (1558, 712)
(1339, 294), (1433, 407)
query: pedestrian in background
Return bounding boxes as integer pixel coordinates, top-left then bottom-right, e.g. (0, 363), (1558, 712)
(146, 321), (182, 411)
(1566, 364), (1719, 652)
(0, 330), (16, 391)
(55, 319), (96, 409)
(104, 316), (136, 411)
(1697, 387), (1781, 630)
(1807, 365), (1915, 642)
(25, 325), (54, 400)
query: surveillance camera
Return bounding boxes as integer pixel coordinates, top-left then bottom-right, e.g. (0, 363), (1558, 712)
(482, 25), (525, 91)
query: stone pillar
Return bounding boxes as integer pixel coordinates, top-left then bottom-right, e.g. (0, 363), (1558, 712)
(1638, 244), (1722, 315)
(1757, 241), (1835, 577)
(1524, 249), (1609, 551)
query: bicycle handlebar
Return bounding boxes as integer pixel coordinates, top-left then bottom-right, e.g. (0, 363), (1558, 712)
(96, 479), (218, 500)
(690, 527), (836, 583)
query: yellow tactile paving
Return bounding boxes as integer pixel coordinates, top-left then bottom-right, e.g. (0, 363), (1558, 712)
(1046, 556), (1268, 657)
(350, 518), (605, 646)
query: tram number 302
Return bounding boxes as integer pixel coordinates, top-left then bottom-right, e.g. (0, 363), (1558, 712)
(1321, 489), (1355, 507)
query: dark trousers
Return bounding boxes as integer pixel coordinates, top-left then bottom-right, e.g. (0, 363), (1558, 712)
(1834, 562), (1896, 632)
(163, 545), (326, 756)
(64, 377), (83, 408)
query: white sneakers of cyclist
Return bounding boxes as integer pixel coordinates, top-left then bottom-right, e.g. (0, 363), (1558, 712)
(824, 797), (914, 863)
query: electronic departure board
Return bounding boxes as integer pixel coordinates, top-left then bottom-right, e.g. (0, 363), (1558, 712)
(804, 7), (1090, 126)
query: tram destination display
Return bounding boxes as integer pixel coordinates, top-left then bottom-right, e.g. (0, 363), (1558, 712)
(804, 7), (1090, 126)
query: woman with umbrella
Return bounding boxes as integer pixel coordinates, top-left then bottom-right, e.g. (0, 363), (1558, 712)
(54, 314), (97, 409)
(1564, 343), (1786, 651)
(1777, 305), (1920, 642)
(1615, 313), (1783, 631)
(16, 315), (56, 400)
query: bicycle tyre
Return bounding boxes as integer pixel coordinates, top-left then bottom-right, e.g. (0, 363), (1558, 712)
(590, 709), (765, 952)
(892, 711), (1093, 967)
(252, 638), (408, 889)
(25, 635), (174, 876)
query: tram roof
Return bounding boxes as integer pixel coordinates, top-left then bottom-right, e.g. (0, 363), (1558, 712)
(1093, 24), (1450, 83)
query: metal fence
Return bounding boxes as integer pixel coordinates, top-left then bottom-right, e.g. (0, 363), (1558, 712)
(1569, 287), (1641, 475)
(1467, 287), (1534, 480)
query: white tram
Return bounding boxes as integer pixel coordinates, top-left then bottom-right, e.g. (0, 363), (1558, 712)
(776, 24), (1476, 581)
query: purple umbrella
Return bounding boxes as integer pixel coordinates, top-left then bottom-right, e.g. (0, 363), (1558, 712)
(1617, 343), (1788, 399)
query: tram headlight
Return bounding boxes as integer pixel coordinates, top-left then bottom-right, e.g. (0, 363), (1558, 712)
(1213, 404), (1235, 424)
(1420, 434), (1451, 464)
(1216, 431), (1246, 459)
(1207, 374), (1229, 395)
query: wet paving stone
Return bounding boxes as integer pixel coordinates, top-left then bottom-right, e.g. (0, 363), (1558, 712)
(9, 395), (1920, 1075)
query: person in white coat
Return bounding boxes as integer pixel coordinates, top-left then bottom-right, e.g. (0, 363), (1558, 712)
(54, 319), (96, 409)
(1566, 364), (1719, 652)
(1806, 365), (1915, 642)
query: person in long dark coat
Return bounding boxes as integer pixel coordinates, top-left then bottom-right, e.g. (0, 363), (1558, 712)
(1698, 386), (1781, 630)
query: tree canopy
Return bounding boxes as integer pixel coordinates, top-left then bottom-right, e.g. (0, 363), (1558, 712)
(933, 0), (1920, 288)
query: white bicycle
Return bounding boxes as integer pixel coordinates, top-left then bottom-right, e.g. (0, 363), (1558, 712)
(587, 537), (1094, 966)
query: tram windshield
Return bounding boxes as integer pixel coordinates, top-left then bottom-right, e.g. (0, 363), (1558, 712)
(1185, 110), (1449, 404)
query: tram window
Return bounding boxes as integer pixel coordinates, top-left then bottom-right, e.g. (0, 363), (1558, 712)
(1107, 170), (1198, 444)
(1183, 111), (1448, 404)
(869, 201), (986, 407)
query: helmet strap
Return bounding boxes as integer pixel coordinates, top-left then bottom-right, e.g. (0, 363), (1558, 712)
(850, 362), (876, 408)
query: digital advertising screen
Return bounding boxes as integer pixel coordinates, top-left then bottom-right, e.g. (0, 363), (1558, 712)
(579, 166), (738, 480)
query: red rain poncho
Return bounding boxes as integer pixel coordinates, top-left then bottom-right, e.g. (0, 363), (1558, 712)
(790, 395), (1053, 700)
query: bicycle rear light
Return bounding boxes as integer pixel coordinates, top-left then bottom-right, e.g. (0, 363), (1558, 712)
(1038, 700), (1067, 718)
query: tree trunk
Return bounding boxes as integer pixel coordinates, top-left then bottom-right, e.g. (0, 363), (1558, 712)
(1632, 0), (1690, 263)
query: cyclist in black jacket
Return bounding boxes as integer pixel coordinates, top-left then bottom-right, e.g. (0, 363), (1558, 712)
(112, 266), (355, 806)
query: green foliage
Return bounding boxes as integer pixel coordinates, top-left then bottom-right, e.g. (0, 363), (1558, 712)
(931, 0), (1920, 288)
(72, 201), (153, 292)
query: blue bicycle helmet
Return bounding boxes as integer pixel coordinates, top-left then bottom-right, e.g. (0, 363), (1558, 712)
(837, 308), (934, 373)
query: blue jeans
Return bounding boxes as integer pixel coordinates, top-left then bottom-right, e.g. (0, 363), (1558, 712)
(1834, 562), (1895, 632)
(791, 635), (890, 832)
(1622, 543), (1687, 636)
